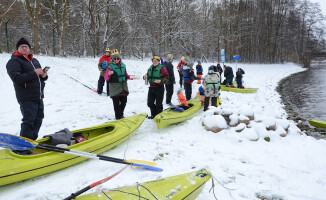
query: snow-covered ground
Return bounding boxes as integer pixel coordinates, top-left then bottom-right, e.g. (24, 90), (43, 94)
(1, 53), (326, 200)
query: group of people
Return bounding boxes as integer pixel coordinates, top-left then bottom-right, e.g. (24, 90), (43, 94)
(6, 37), (244, 149)
(222, 65), (246, 88)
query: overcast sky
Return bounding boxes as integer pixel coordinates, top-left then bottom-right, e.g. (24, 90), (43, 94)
(310, 0), (326, 16)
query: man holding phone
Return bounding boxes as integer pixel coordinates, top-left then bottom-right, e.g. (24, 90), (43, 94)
(6, 38), (48, 151)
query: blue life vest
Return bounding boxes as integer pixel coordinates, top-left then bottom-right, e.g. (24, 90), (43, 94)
(199, 86), (205, 96)
(183, 68), (192, 81)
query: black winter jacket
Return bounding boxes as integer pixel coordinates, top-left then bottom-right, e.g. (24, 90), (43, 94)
(224, 66), (234, 79)
(164, 61), (175, 84)
(6, 52), (47, 101)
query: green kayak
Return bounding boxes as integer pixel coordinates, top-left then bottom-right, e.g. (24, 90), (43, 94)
(221, 81), (258, 93)
(0, 113), (147, 186)
(221, 85), (258, 93)
(308, 120), (326, 128)
(75, 169), (211, 200)
(154, 98), (202, 129)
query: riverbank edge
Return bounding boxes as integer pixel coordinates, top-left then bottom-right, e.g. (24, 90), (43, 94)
(276, 68), (326, 139)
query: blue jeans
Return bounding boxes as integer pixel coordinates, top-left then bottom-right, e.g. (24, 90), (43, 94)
(236, 79), (244, 88)
(19, 100), (44, 140)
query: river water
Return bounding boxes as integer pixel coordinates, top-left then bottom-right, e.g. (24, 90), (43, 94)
(278, 63), (326, 138)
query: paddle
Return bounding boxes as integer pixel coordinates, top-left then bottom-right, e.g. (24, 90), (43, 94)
(0, 133), (162, 172)
(64, 165), (129, 200)
(63, 73), (105, 95)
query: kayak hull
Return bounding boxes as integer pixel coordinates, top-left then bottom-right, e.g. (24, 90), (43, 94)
(221, 81), (258, 93)
(75, 169), (211, 200)
(308, 120), (326, 128)
(0, 113), (147, 186)
(154, 98), (201, 129)
(221, 85), (258, 93)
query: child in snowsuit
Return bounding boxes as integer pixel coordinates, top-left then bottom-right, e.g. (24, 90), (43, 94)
(97, 48), (111, 95)
(202, 66), (221, 111)
(177, 56), (189, 88)
(235, 68), (245, 88)
(183, 61), (201, 101)
(196, 86), (205, 106)
(196, 60), (203, 84)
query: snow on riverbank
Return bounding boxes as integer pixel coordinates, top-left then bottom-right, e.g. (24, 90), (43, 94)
(1, 53), (325, 200)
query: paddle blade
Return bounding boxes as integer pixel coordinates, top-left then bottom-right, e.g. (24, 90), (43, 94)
(131, 163), (163, 172)
(126, 159), (156, 167)
(0, 133), (36, 150)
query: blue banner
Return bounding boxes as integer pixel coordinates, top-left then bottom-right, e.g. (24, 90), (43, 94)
(233, 55), (240, 60)
(220, 49), (225, 63)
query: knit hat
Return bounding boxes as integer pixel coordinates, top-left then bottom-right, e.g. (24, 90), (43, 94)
(16, 38), (31, 50)
(208, 65), (215, 73)
(112, 54), (121, 59)
(185, 61), (194, 68)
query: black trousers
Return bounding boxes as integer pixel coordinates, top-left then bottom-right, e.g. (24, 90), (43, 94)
(184, 82), (192, 100)
(18, 100), (44, 140)
(147, 86), (164, 117)
(112, 96), (127, 119)
(165, 84), (174, 104)
(97, 76), (109, 95)
(204, 97), (217, 111)
(179, 73), (183, 88)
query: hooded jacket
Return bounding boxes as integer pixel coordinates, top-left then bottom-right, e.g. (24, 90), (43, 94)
(6, 52), (47, 101)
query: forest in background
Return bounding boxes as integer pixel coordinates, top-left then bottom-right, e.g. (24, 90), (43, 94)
(0, 0), (325, 66)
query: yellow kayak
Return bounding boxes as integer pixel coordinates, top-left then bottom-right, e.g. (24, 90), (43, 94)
(308, 120), (326, 128)
(221, 81), (258, 93)
(154, 98), (202, 129)
(75, 169), (211, 200)
(0, 113), (147, 186)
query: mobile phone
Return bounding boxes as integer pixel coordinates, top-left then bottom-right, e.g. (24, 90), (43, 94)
(43, 66), (50, 72)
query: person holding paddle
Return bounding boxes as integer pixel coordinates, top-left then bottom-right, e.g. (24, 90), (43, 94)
(6, 38), (48, 154)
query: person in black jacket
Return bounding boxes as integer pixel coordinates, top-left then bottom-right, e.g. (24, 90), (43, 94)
(236, 68), (245, 88)
(6, 38), (48, 144)
(223, 65), (234, 87)
(164, 54), (175, 105)
(183, 61), (201, 100)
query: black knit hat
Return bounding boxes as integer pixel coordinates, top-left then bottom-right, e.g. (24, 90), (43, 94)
(16, 38), (31, 50)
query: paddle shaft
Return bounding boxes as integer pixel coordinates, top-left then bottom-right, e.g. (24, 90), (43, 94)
(36, 144), (162, 171)
(37, 145), (132, 165)
(40, 144), (159, 170)
(63, 165), (128, 200)
(64, 73), (106, 95)
(39, 143), (130, 164)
